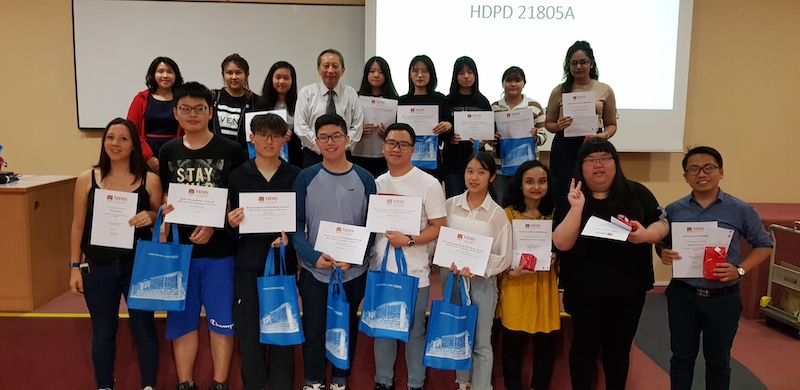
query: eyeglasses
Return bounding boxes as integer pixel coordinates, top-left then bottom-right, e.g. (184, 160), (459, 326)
(177, 105), (209, 115)
(685, 164), (719, 176)
(253, 132), (281, 141)
(582, 156), (614, 166)
(411, 68), (429, 75)
(316, 133), (346, 143)
(383, 140), (413, 151)
(569, 59), (592, 67)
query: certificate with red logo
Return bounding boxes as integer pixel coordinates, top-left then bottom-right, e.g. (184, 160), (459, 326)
(91, 189), (139, 249)
(671, 222), (717, 278)
(397, 105), (438, 135)
(165, 183), (229, 228)
(432, 226), (493, 277)
(511, 220), (553, 271)
(238, 192), (296, 234)
(562, 91), (598, 137)
(360, 96), (398, 128)
(365, 194), (422, 235)
(314, 221), (371, 265)
(454, 111), (495, 140)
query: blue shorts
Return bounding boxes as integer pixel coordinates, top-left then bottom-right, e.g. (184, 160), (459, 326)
(166, 256), (235, 339)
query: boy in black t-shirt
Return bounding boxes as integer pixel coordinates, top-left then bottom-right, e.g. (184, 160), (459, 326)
(159, 82), (246, 390)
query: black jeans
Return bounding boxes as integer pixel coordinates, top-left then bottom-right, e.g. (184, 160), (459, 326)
(83, 258), (158, 389)
(297, 268), (367, 385)
(234, 269), (295, 390)
(563, 291), (646, 390)
(666, 280), (742, 390)
(501, 326), (556, 390)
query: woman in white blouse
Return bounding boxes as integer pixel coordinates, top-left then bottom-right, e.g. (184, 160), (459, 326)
(443, 151), (512, 390)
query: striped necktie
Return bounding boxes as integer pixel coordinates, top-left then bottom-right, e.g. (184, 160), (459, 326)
(326, 89), (336, 115)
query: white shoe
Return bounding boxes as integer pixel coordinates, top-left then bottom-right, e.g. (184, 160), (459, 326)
(142, 387), (155, 390)
(329, 384), (347, 390)
(303, 385), (322, 390)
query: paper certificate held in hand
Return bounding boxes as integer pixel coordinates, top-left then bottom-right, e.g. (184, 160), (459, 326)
(164, 184), (229, 228)
(511, 220), (553, 271)
(432, 226), (493, 277)
(238, 192), (296, 234)
(359, 96), (398, 127)
(397, 105), (438, 135)
(314, 221), (371, 265)
(365, 194), (422, 235)
(90, 189), (139, 249)
(494, 110), (535, 139)
(580, 216), (630, 241)
(562, 91), (598, 137)
(670, 222), (717, 278)
(244, 109), (288, 138)
(454, 111), (495, 140)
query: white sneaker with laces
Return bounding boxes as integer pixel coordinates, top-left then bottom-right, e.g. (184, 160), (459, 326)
(142, 387), (155, 390)
(329, 383), (347, 390)
(302, 384), (322, 390)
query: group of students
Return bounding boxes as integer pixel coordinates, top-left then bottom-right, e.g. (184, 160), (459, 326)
(69, 40), (772, 390)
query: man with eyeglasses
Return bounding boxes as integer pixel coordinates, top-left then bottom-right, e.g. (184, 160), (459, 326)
(657, 146), (772, 390)
(226, 113), (301, 390)
(292, 113), (376, 390)
(295, 49), (364, 168)
(158, 82), (247, 390)
(370, 123), (446, 390)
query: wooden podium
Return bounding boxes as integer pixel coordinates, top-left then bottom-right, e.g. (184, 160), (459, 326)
(0, 176), (76, 311)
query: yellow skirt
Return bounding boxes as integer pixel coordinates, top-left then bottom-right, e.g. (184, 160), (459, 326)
(496, 268), (561, 334)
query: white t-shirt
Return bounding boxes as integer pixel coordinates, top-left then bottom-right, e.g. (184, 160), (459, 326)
(370, 166), (446, 288)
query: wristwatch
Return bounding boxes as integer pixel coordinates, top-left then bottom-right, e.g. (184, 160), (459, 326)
(737, 267), (746, 278)
(406, 235), (415, 247)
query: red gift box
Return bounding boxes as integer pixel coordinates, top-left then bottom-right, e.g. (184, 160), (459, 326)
(519, 253), (537, 271)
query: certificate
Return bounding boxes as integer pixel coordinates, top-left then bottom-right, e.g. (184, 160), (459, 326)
(511, 220), (553, 271)
(365, 194), (422, 235)
(495, 110), (534, 139)
(164, 184), (229, 228)
(580, 216), (630, 241)
(671, 222), (717, 278)
(432, 226), (493, 277)
(244, 109), (288, 138)
(397, 105), (438, 135)
(238, 192), (296, 234)
(313, 221), (371, 265)
(90, 189), (138, 249)
(562, 91), (598, 137)
(359, 96), (398, 127)
(454, 111), (495, 140)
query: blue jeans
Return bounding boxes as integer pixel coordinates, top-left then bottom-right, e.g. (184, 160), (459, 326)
(374, 286), (430, 389)
(666, 280), (742, 390)
(298, 268), (367, 386)
(441, 270), (499, 390)
(82, 258), (158, 389)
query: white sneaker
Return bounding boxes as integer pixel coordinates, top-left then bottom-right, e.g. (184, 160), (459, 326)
(142, 387), (155, 390)
(302, 385), (322, 390)
(329, 384), (347, 390)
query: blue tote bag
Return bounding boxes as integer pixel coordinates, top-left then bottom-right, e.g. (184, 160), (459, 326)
(422, 272), (478, 371)
(411, 135), (438, 170)
(359, 243), (419, 341)
(127, 207), (192, 311)
(325, 267), (350, 370)
(499, 137), (536, 175)
(258, 243), (305, 346)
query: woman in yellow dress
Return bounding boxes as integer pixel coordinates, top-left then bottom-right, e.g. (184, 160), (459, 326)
(497, 160), (560, 390)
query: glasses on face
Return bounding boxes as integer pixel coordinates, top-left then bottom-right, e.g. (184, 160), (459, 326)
(685, 164), (720, 176)
(253, 132), (281, 141)
(177, 105), (209, 115)
(569, 59), (592, 68)
(582, 156), (614, 166)
(316, 133), (345, 143)
(383, 140), (413, 151)
(411, 68), (429, 75)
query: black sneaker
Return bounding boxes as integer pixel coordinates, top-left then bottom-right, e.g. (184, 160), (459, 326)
(374, 385), (394, 390)
(176, 382), (196, 390)
(209, 381), (228, 390)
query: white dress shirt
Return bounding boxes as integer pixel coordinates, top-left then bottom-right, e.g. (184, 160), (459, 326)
(294, 82), (364, 153)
